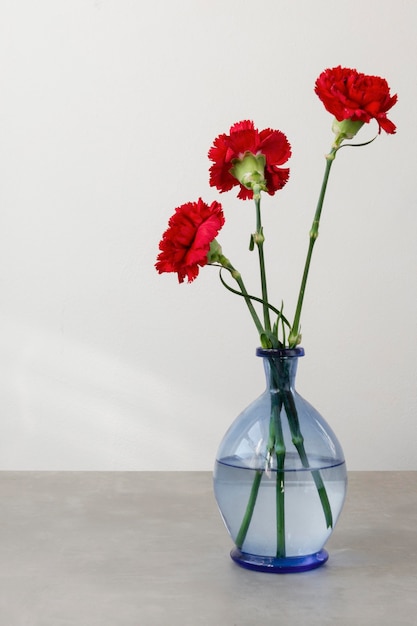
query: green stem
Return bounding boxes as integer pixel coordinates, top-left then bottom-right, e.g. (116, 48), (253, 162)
(270, 380), (286, 557)
(280, 387), (333, 528)
(254, 190), (271, 333)
(235, 364), (286, 554)
(235, 470), (263, 549)
(269, 357), (333, 528)
(218, 255), (265, 339)
(289, 147), (337, 347)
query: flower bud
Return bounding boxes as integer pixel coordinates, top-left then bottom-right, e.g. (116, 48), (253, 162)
(230, 152), (267, 192)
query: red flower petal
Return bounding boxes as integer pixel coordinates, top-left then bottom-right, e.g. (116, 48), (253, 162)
(315, 66), (397, 134)
(155, 199), (225, 283)
(259, 128), (292, 165)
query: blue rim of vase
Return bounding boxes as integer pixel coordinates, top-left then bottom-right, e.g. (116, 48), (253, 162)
(230, 547), (328, 573)
(256, 347), (305, 358)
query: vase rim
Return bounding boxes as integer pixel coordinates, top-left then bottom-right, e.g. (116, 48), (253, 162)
(256, 347), (305, 358)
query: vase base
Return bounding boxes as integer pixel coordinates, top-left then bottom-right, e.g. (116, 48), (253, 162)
(230, 547), (329, 574)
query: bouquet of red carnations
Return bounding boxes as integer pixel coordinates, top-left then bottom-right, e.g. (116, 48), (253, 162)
(156, 66), (397, 351)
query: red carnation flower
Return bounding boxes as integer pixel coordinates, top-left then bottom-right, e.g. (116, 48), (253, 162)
(156, 198), (225, 283)
(315, 66), (397, 134)
(208, 120), (291, 200)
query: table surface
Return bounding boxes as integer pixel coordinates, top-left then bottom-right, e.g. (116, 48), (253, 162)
(0, 471), (416, 626)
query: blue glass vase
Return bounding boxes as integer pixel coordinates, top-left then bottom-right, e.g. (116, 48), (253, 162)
(213, 347), (347, 573)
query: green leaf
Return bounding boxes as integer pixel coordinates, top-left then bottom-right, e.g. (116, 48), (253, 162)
(218, 269), (291, 328)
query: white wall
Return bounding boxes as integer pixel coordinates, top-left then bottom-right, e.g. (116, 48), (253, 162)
(0, 0), (415, 470)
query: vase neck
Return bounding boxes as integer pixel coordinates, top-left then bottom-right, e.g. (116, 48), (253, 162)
(258, 349), (303, 392)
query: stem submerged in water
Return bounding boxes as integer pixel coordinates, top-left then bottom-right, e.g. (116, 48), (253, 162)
(271, 383), (286, 557)
(274, 359), (333, 529)
(235, 469), (263, 549)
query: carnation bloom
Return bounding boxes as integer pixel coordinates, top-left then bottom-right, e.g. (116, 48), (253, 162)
(208, 120), (291, 200)
(156, 198), (225, 283)
(315, 66), (397, 135)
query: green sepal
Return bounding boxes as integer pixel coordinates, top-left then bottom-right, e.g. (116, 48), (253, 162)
(231, 152), (267, 191)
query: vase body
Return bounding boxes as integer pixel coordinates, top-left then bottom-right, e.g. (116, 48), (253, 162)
(213, 347), (347, 573)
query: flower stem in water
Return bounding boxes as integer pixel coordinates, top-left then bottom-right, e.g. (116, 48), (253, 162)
(235, 469), (263, 549)
(271, 389), (286, 557)
(281, 388), (333, 528)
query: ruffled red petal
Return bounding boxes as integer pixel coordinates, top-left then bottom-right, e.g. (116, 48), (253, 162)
(315, 66), (397, 134)
(156, 199), (225, 283)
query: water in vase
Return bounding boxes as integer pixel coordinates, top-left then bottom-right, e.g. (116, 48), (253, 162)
(214, 456), (347, 557)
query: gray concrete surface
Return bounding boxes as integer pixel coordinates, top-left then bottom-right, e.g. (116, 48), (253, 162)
(0, 471), (416, 625)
